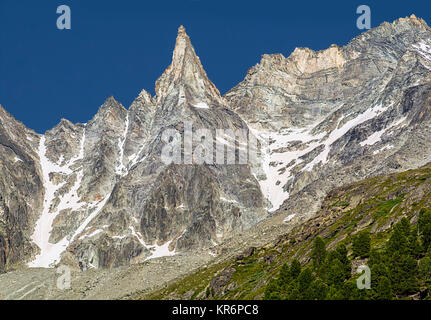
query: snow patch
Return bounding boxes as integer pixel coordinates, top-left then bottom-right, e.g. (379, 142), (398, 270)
(127, 226), (181, 261)
(360, 116), (407, 146)
(129, 226), (147, 247)
(193, 102), (209, 109)
(283, 214), (295, 223)
(373, 145), (394, 155)
(112, 234), (128, 240)
(251, 103), (389, 213)
(412, 40), (431, 69)
(70, 194), (111, 242)
(79, 229), (103, 240)
(29, 129), (110, 268)
(115, 114), (129, 176)
(220, 196), (239, 204)
(360, 130), (386, 146)
(145, 240), (177, 260)
(208, 251), (217, 257)
(250, 124), (326, 212)
(303, 104), (388, 172)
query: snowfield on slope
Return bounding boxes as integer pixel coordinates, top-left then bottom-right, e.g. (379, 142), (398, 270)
(251, 103), (392, 213)
(29, 131), (110, 268)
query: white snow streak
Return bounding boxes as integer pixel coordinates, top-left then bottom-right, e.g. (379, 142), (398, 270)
(70, 195), (111, 241)
(283, 214), (295, 223)
(251, 124), (326, 212)
(220, 196), (239, 204)
(145, 240), (177, 260)
(360, 116), (406, 146)
(360, 130), (386, 146)
(373, 145), (394, 155)
(78, 228), (103, 240)
(29, 135), (76, 268)
(252, 104), (388, 212)
(193, 102), (210, 109)
(115, 114), (129, 176)
(29, 130), (111, 268)
(412, 40), (431, 69)
(128, 226), (179, 261)
(303, 104), (387, 171)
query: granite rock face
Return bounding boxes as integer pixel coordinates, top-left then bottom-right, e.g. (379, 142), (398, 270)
(1, 16), (431, 273)
(0, 105), (42, 272)
(1, 25), (266, 271)
(226, 14), (431, 217)
(66, 26), (266, 270)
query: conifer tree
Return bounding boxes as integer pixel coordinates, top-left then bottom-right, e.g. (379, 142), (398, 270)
(311, 237), (326, 270)
(352, 231), (371, 258)
(289, 259), (301, 279)
(375, 276), (392, 300)
(326, 258), (346, 287)
(297, 268), (315, 298)
(422, 223), (431, 251)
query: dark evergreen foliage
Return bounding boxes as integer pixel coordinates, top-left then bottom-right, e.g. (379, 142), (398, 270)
(264, 212), (431, 300)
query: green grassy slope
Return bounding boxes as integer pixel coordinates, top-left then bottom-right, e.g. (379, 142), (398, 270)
(131, 163), (431, 300)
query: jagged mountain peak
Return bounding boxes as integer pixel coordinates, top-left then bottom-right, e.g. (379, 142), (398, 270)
(348, 14), (430, 42)
(3, 14), (431, 281)
(241, 15), (430, 81)
(176, 25), (188, 43)
(155, 25), (223, 106)
(137, 89), (153, 102)
(171, 25), (195, 68)
(102, 96), (126, 110)
(47, 118), (85, 140)
(287, 44), (345, 74)
(0, 104), (13, 124)
(352, 14), (430, 47)
(236, 45), (346, 86)
(83, 96), (128, 138)
(392, 14), (429, 29)
(51, 118), (78, 131)
(92, 96), (127, 120)
(130, 89), (154, 110)
(0, 103), (39, 143)
(0, 103), (20, 123)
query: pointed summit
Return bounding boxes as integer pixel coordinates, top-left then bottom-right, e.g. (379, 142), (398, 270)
(137, 89), (154, 105)
(105, 95), (120, 105)
(397, 14), (429, 28)
(177, 25), (187, 37)
(165, 25), (202, 78)
(100, 96), (126, 112)
(88, 96), (127, 128)
(129, 89), (154, 113)
(171, 25), (196, 70)
(155, 26), (223, 106)
(372, 14), (430, 35)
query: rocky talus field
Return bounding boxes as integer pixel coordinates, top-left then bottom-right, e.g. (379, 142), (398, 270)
(1, 15), (431, 299)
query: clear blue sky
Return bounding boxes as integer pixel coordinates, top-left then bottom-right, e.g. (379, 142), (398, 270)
(1, 0), (430, 133)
